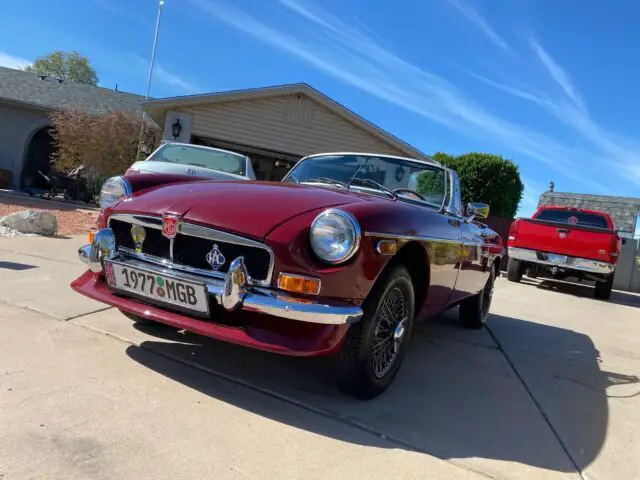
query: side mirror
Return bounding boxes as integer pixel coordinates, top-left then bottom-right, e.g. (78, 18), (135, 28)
(467, 202), (490, 219)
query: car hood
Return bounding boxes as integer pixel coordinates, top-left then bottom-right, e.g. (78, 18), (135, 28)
(114, 180), (370, 239)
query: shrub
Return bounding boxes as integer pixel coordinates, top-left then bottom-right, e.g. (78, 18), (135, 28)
(428, 152), (524, 218)
(49, 109), (157, 177)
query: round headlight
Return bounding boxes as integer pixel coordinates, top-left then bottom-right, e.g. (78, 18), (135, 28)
(310, 209), (361, 264)
(99, 176), (132, 212)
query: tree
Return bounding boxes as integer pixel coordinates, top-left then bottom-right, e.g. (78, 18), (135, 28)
(26, 50), (98, 85)
(420, 152), (524, 218)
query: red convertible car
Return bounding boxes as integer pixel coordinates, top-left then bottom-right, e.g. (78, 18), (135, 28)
(72, 152), (503, 399)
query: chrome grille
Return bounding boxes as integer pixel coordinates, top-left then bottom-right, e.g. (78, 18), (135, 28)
(107, 214), (274, 286)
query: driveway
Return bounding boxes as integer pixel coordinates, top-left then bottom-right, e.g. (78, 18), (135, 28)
(1, 236), (639, 479)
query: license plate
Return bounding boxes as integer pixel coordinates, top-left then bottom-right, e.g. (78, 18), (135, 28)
(104, 261), (209, 314)
(547, 254), (567, 264)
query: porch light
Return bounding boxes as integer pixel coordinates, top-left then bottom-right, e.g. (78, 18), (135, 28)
(172, 118), (182, 139)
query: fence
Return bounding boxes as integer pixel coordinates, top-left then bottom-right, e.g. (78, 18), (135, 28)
(613, 238), (640, 293)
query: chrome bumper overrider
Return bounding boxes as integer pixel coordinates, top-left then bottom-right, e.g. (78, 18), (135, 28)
(508, 247), (615, 275)
(78, 228), (362, 325)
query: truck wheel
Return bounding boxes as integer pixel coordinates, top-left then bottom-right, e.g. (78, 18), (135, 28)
(459, 268), (495, 329)
(336, 264), (415, 400)
(506, 258), (524, 282)
(594, 277), (613, 300)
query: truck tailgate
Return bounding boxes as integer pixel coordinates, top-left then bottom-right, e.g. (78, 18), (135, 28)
(513, 219), (615, 262)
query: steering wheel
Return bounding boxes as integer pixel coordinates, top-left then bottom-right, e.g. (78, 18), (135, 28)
(392, 188), (427, 201)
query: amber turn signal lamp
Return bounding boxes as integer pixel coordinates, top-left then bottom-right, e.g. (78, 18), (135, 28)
(277, 273), (321, 296)
(376, 239), (397, 255)
(88, 229), (96, 244)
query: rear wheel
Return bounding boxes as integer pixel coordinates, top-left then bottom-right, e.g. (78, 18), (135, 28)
(594, 277), (613, 300)
(459, 267), (495, 329)
(507, 258), (524, 282)
(336, 264), (415, 400)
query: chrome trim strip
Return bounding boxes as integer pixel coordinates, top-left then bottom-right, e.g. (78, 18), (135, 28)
(95, 253), (362, 325)
(508, 247), (615, 275)
(364, 231), (463, 245)
(108, 213), (275, 286)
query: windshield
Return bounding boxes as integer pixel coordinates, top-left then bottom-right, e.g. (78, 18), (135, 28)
(535, 209), (611, 229)
(148, 144), (246, 176)
(283, 154), (447, 207)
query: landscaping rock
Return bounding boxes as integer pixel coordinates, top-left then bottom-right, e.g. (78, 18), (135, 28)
(0, 210), (58, 236)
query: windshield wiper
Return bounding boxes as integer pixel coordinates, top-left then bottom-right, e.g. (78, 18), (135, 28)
(349, 177), (397, 198)
(301, 177), (349, 188)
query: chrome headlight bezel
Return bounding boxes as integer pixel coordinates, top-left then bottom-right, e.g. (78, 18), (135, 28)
(309, 208), (361, 264)
(99, 176), (132, 212)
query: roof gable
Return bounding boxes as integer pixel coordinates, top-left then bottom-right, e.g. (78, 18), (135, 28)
(141, 83), (428, 160)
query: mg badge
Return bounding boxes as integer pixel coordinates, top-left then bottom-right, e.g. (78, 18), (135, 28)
(162, 215), (179, 239)
(206, 243), (226, 271)
(130, 224), (146, 253)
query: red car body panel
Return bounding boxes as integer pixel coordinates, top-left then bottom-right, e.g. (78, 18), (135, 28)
(79, 176), (503, 356)
(508, 206), (620, 264)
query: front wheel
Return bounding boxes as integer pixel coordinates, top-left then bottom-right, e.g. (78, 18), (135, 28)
(459, 267), (495, 329)
(336, 264), (415, 400)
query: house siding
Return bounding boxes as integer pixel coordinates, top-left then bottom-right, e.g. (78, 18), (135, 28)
(0, 102), (51, 187)
(178, 94), (410, 157)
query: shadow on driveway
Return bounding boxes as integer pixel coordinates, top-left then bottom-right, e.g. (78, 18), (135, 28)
(523, 277), (640, 308)
(124, 312), (638, 475)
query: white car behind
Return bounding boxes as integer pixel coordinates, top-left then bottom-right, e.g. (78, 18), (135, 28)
(127, 142), (256, 180)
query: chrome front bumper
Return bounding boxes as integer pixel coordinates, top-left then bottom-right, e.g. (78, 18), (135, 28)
(508, 247), (615, 275)
(78, 229), (363, 325)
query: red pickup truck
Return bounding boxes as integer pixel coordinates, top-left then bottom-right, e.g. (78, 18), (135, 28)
(506, 206), (621, 299)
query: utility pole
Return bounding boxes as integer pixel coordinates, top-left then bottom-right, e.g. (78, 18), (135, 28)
(136, 0), (165, 160)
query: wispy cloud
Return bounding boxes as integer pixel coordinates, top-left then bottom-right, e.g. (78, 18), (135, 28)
(445, 0), (511, 52)
(458, 38), (640, 188)
(154, 64), (200, 93)
(0, 51), (31, 69)
(119, 53), (200, 94)
(186, 0), (614, 193)
(528, 38), (584, 110)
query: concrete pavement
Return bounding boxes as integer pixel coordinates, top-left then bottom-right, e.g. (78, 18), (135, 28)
(1, 235), (639, 479)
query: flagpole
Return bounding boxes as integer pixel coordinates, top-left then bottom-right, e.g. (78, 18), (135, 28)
(137, 0), (165, 160)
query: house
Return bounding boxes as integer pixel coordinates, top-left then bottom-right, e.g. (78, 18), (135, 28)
(0, 66), (427, 188)
(141, 83), (429, 181)
(0, 66), (144, 189)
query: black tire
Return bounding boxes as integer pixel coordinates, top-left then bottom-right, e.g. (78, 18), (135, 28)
(594, 277), (613, 300)
(507, 258), (524, 282)
(336, 264), (415, 400)
(119, 309), (156, 325)
(459, 267), (495, 329)
(526, 267), (538, 279)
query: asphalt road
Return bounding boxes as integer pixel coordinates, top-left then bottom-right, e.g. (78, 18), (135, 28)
(1, 235), (639, 480)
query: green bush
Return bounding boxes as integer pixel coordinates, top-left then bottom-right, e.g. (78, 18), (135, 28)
(427, 152), (524, 218)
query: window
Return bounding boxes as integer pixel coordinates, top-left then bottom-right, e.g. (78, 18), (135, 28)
(536, 209), (610, 229)
(149, 144), (246, 176)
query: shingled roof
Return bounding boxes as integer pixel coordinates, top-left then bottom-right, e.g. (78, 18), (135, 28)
(0, 67), (144, 115)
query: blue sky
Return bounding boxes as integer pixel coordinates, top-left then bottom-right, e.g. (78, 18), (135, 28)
(1, 0), (639, 231)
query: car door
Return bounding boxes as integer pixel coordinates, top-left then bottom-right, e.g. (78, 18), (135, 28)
(453, 219), (492, 300)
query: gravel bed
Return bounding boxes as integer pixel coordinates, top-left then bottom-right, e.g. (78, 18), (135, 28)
(0, 200), (99, 237)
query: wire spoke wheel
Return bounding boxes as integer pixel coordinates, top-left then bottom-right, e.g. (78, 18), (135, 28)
(371, 286), (409, 379)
